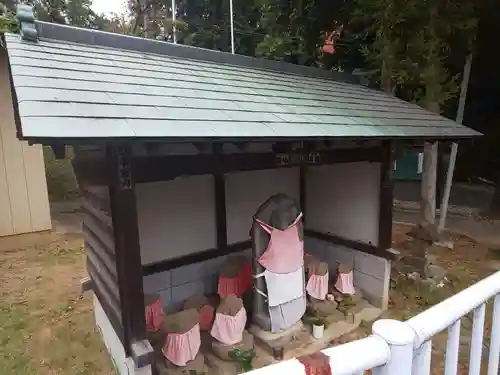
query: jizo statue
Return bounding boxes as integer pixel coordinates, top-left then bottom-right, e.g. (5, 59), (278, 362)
(250, 193), (306, 333)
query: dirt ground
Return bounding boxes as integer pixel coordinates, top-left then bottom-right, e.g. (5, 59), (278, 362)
(0, 221), (498, 374)
(334, 223), (499, 375)
(0, 229), (114, 375)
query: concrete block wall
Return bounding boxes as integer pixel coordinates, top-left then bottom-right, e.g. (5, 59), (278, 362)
(305, 237), (391, 310)
(94, 295), (153, 375)
(143, 249), (252, 312)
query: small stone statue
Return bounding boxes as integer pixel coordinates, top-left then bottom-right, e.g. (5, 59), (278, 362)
(306, 260), (339, 318)
(183, 295), (215, 332)
(334, 264), (355, 295)
(144, 293), (166, 348)
(218, 256), (253, 298)
(161, 309), (204, 368)
(306, 261), (329, 300)
(211, 295), (254, 361)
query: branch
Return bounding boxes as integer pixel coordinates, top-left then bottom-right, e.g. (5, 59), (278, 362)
(131, 0), (152, 35)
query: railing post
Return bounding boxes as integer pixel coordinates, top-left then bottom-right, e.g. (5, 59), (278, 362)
(372, 319), (415, 375)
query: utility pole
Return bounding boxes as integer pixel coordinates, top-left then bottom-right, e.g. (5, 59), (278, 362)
(437, 53), (472, 233)
(229, 0), (234, 53)
(172, 0), (177, 43)
(143, 0), (149, 38)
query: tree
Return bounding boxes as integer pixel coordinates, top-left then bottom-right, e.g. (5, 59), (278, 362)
(352, 0), (476, 231)
(0, 2), (18, 33)
(66, 0), (100, 28)
(1, 0), (110, 29)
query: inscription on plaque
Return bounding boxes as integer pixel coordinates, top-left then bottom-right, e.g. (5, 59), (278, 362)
(276, 151), (321, 167)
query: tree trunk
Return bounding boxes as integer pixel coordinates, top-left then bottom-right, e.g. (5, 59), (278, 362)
(381, 60), (393, 94)
(420, 141), (438, 226)
(435, 143), (448, 210)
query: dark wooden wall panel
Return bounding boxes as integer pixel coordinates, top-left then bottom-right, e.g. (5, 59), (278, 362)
(81, 184), (125, 346)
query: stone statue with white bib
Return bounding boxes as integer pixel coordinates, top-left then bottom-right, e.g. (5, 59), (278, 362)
(249, 194), (306, 351)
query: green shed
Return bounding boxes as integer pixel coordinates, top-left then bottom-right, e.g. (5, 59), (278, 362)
(394, 150), (424, 181)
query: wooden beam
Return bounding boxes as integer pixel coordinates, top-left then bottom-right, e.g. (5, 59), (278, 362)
(378, 140), (394, 252)
(51, 144), (66, 159)
(81, 188), (111, 215)
(233, 142), (250, 151)
(305, 229), (383, 257)
(108, 145), (148, 360)
(192, 142), (209, 153)
(142, 240), (251, 276)
(92, 275), (125, 344)
(87, 258), (122, 324)
(299, 166), (306, 221)
(133, 146), (384, 183)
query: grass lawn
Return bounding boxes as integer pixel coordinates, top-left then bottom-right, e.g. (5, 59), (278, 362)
(0, 222), (498, 374)
(334, 223), (499, 375)
(0, 231), (113, 375)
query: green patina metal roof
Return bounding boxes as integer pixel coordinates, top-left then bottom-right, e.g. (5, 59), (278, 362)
(3, 21), (480, 141)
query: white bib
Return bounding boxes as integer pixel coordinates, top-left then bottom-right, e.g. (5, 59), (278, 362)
(255, 267), (304, 307)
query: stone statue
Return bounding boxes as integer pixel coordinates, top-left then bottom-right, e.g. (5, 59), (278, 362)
(250, 193), (306, 333)
(158, 308), (208, 375)
(144, 293), (166, 348)
(211, 295), (254, 360)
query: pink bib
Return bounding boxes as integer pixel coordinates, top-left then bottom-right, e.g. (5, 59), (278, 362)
(162, 324), (201, 366)
(306, 272), (329, 300)
(199, 304), (215, 331)
(218, 263), (253, 297)
(210, 307), (247, 346)
(335, 270), (355, 295)
(255, 212), (304, 274)
(145, 298), (164, 333)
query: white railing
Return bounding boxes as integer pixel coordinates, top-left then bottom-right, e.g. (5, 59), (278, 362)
(406, 270), (500, 375)
(246, 271), (500, 375)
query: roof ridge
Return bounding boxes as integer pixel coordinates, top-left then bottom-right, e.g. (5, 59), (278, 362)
(30, 20), (358, 84)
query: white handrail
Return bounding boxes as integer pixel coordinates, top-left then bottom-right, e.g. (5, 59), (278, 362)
(245, 335), (390, 375)
(243, 271), (500, 375)
(322, 335), (390, 375)
(407, 271), (500, 347)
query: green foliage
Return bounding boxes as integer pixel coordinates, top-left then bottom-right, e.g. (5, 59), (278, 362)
(352, 0), (477, 111)
(229, 348), (256, 372)
(1, 0), (110, 29)
(0, 2), (18, 33)
(2, 0), (479, 117)
(43, 146), (80, 201)
(309, 317), (326, 326)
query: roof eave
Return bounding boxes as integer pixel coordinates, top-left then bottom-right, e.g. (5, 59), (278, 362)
(21, 133), (482, 147)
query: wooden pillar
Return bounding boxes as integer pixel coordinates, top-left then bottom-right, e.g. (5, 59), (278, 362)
(378, 140), (394, 252)
(213, 143), (227, 249)
(108, 144), (147, 356)
(299, 166), (306, 223)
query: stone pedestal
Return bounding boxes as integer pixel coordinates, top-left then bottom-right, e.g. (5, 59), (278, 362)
(211, 330), (255, 361)
(308, 298), (338, 318)
(157, 352), (208, 375)
(147, 328), (167, 351)
(249, 320), (304, 358)
(395, 223), (448, 287)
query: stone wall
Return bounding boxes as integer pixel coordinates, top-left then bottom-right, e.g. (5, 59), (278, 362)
(143, 249), (252, 312)
(305, 237), (391, 310)
(143, 238), (391, 312)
